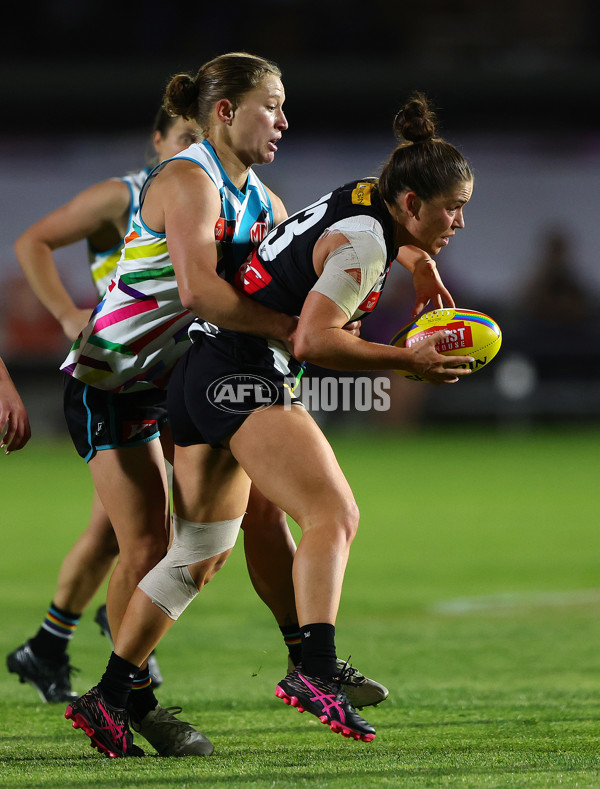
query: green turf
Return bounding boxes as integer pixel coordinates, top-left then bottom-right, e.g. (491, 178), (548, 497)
(1, 426), (600, 788)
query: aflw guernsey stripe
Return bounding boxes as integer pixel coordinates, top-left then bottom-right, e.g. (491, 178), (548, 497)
(61, 141), (274, 393)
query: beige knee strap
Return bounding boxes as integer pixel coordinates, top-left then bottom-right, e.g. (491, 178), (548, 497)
(138, 515), (242, 620)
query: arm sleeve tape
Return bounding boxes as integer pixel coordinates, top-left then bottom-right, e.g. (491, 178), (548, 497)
(310, 230), (387, 319)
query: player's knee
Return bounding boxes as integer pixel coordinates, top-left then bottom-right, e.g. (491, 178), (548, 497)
(208, 549), (231, 577)
(188, 547), (232, 590)
(304, 498), (359, 545)
(137, 514), (242, 620)
(139, 563), (198, 620)
(98, 530), (119, 560)
(337, 499), (360, 544)
(125, 535), (169, 577)
(321, 497), (359, 545)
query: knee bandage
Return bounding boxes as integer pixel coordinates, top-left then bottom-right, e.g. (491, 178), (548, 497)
(137, 514), (243, 620)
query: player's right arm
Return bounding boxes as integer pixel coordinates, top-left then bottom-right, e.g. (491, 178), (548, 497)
(14, 179), (130, 341)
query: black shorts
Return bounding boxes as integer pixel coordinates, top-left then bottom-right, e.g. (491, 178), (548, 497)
(63, 374), (168, 462)
(168, 332), (303, 449)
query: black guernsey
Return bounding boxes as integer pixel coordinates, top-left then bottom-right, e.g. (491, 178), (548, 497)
(234, 180), (399, 317)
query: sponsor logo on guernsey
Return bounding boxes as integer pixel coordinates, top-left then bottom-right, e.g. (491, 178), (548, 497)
(358, 291), (381, 312)
(214, 218), (236, 242)
(357, 262), (392, 312)
(351, 182), (374, 206)
(235, 253), (273, 295)
(250, 221), (268, 245)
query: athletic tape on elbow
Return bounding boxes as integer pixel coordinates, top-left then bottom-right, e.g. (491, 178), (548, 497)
(137, 514), (243, 619)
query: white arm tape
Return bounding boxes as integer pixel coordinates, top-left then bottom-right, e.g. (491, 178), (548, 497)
(310, 230), (387, 319)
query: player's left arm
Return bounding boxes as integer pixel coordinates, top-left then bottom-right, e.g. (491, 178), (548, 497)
(396, 245), (455, 316)
(295, 233), (395, 369)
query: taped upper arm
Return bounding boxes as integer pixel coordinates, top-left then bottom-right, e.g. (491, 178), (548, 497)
(310, 231), (386, 319)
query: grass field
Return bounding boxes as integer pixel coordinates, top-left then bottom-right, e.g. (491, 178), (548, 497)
(1, 426), (600, 788)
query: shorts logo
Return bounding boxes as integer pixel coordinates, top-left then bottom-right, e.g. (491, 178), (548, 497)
(207, 374), (280, 414)
(122, 420), (157, 441)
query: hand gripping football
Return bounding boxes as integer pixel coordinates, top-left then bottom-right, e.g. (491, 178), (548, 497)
(390, 308), (502, 382)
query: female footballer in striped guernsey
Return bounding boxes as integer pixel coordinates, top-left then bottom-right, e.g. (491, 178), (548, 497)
(62, 53), (385, 758)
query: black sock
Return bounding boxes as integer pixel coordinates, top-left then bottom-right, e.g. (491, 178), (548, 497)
(127, 668), (158, 722)
(300, 622), (337, 678)
(98, 652), (139, 709)
(279, 624), (302, 667)
(29, 601), (81, 662)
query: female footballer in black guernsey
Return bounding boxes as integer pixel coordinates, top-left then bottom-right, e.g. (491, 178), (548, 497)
(117, 91), (475, 742)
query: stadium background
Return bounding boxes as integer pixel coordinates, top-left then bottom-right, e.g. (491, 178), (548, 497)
(2, 0), (600, 432)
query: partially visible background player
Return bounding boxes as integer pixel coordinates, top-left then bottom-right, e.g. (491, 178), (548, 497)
(7, 108), (200, 705)
(0, 355), (31, 453)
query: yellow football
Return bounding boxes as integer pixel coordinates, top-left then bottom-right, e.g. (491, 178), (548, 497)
(390, 308), (502, 382)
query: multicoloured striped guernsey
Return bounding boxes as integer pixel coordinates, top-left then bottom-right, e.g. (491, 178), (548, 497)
(87, 168), (150, 297)
(61, 141), (274, 393)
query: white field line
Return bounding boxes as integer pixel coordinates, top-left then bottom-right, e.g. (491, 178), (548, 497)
(431, 588), (600, 615)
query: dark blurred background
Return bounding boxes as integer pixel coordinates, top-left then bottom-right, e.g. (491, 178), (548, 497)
(2, 0), (600, 433)
(3, 0), (600, 134)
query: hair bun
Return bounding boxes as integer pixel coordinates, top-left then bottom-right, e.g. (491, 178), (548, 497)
(393, 91), (437, 144)
(164, 73), (200, 120)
